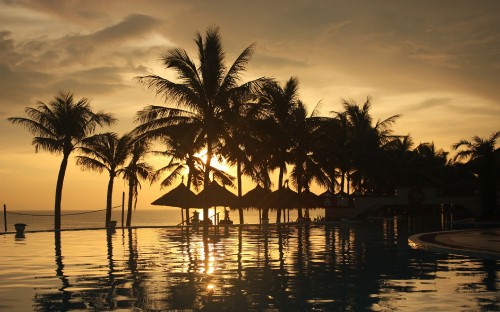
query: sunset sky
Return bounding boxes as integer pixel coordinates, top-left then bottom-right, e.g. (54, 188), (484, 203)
(1, 0), (499, 211)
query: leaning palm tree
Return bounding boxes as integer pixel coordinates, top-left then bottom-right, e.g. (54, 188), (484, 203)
(122, 137), (153, 227)
(452, 131), (500, 218)
(76, 132), (132, 227)
(135, 26), (265, 225)
(8, 91), (115, 230)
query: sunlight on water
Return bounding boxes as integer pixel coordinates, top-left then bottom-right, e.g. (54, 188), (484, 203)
(0, 217), (499, 311)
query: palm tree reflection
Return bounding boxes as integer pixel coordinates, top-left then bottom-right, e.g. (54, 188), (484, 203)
(31, 220), (498, 311)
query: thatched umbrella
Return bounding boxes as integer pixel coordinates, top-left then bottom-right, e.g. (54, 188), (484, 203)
(242, 184), (272, 208)
(298, 189), (321, 220)
(242, 184), (273, 224)
(267, 186), (300, 209)
(266, 186), (302, 223)
(300, 190), (322, 208)
(196, 181), (238, 224)
(319, 190), (334, 208)
(151, 181), (199, 225)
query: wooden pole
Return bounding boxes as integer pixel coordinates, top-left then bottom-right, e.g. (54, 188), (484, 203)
(121, 192), (125, 228)
(3, 204), (7, 232)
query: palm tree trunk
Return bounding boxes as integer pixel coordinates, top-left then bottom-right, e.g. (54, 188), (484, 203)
(237, 160), (244, 224)
(346, 171), (350, 195)
(186, 175), (192, 225)
(54, 154), (69, 230)
(276, 166), (284, 223)
(297, 179), (303, 219)
(106, 173), (115, 227)
(203, 138), (213, 231)
(340, 170), (345, 194)
(126, 178), (134, 227)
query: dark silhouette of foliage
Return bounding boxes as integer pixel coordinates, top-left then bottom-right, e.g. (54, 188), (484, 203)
(77, 132), (132, 226)
(453, 131), (500, 218)
(135, 26), (265, 224)
(8, 91), (115, 229)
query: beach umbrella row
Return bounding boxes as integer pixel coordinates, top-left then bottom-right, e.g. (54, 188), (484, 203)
(152, 181), (329, 210)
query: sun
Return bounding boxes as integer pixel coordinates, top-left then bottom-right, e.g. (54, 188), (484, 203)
(195, 150), (232, 173)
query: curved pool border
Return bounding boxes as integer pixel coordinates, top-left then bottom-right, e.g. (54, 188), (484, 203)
(408, 228), (500, 260)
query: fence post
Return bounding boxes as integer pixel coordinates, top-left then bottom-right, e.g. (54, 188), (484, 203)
(3, 204), (6, 232)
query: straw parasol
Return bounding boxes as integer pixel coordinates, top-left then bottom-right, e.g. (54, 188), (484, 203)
(300, 190), (322, 208)
(267, 186), (301, 209)
(151, 181), (200, 225)
(196, 181), (238, 208)
(319, 190), (334, 208)
(195, 180), (239, 224)
(242, 184), (272, 208)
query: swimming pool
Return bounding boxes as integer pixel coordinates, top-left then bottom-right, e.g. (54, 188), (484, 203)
(0, 216), (498, 311)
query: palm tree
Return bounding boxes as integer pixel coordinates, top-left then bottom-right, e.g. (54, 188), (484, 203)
(335, 97), (400, 193)
(8, 91), (115, 230)
(288, 101), (330, 218)
(76, 132), (132, 227)
(135, 26), (265, 225)
(122, 137), (153, 227)
(452, 131), (500, 218)
(150, 125), (205, 224)
(411, 142), (450, 187)
(219, 93), (266, 224)
(257, 77), (300, 222)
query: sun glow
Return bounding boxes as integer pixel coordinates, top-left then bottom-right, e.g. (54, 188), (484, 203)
(195, 150), (231, 174)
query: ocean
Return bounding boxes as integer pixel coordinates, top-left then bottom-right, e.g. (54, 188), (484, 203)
(1, 207), (324, 232)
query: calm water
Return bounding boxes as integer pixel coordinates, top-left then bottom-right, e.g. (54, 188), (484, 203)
(0, 215), (499, 311)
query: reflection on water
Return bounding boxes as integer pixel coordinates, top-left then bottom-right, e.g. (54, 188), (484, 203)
(0, 215), (498, 311)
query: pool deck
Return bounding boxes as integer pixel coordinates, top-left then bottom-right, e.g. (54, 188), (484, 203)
(409, 228), (500, 260)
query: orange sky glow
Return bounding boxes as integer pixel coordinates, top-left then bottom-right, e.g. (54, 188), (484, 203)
(1, 0), (499, 211)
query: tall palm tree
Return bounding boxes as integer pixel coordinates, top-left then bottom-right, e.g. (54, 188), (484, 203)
(151, 126), (205, 224)
(257, 77), (300, 222)
(452, 131), (500, 218)
(335, 97), (400, 193)
(219, 93), (266, 224)
(135, 26), (265, 225)
(76, 132), (132, 227)
(288, 101), (330, 218)
(122, 137), (153, 227)
(411, 142), (450, 187)
(8, 91), (115, 230)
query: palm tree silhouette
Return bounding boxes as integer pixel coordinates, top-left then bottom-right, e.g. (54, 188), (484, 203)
(411, 142), (450, 187)
(135, 26), (265, 225)
(453, 131), (499, 218)
(288, 101), (330, 217)
(257, 77), (300, 222)
(8, 91), (115, 230)
(334, 97), (400, 193)
(151, 126), (205, 224)
(76, 132), (131, 227)
(219, 93), (266, 224)
(122, 137), (153, 227)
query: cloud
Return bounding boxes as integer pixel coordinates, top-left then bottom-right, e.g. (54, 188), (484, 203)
(0, 64), (54, 112)
(90, 14), (159, 44)
(253, 53), (310, 70)
(407, 97), (453, 113)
